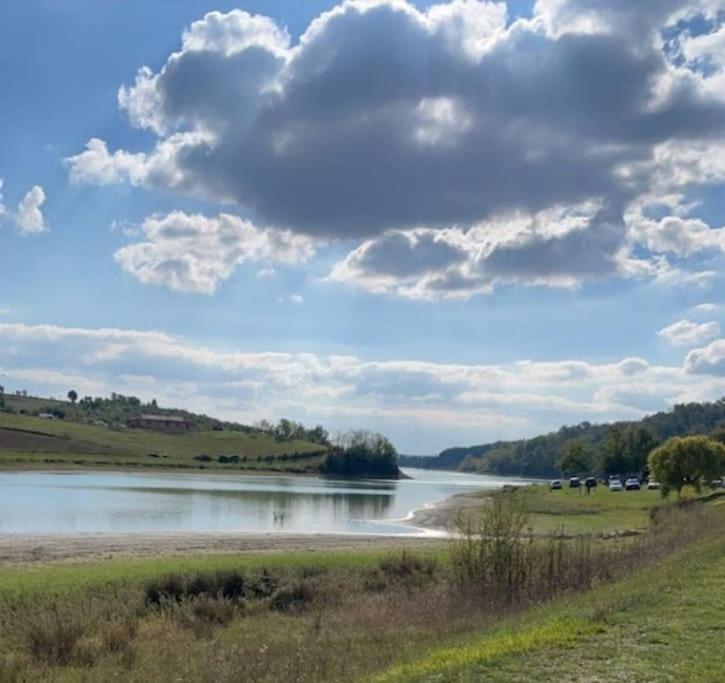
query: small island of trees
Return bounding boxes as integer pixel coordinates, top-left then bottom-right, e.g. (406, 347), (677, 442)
(322, 429), (400, 478)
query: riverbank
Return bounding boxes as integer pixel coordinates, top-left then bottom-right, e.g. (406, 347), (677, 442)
(0, 531), (444, 567)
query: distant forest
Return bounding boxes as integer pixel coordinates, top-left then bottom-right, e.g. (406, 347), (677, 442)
(399, 399), (725, 478)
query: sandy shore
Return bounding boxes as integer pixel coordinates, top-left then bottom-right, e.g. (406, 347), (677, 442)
(0, 532), (450, 567)
(407, 491), (485, 531)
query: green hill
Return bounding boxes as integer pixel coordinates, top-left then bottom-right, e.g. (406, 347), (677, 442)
(400, 398), (725, 477)
(0, 395), (328, 473)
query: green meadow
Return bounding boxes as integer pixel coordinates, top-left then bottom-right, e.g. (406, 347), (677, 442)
(0, 411), (326, 473)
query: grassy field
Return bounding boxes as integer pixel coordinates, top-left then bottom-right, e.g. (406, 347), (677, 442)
(0, 412), (326, 473)
(0, 549), (405, 605)
(497, 484), (667, 535)
(376, 531), (725, 682)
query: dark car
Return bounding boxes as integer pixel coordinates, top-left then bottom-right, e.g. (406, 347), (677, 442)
(569, 477), (580, 488)
(585, 476), (597, 489)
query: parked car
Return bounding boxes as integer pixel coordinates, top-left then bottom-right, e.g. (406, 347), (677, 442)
(585, 476), (597, 489)
(711, 479), (723, 489)
(625, 477), (641, 491)
(647, 480), (661, 490)
(550, 479), (562, 490)
(609, 478), (623, 492)
(569, 476), (581, 488)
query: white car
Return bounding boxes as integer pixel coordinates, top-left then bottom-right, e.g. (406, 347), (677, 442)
(609, 479), (623, 492)
(625, 477), (641, 491)
(647, 480), (661, 490)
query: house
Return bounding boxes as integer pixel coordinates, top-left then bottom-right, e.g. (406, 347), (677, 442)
(127, 414), (191, 432)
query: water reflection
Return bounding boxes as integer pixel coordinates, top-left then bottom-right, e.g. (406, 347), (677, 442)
(0, 469), (540, 536)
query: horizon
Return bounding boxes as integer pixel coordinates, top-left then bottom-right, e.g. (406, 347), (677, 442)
(2, 0), (725, 454)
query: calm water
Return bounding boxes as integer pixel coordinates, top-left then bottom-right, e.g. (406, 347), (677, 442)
(0, 468), (539, 536)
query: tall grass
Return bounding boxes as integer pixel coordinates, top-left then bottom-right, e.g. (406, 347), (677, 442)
(450, 491), (719, 611)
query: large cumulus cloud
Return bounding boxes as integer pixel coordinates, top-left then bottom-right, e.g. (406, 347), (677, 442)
(67, 0), (725, 296)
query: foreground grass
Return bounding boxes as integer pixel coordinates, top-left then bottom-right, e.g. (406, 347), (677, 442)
(0, 501), (721, 682)
(376, 535), (725, 682)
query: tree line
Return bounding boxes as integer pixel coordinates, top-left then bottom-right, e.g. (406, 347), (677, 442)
(401, 398), (725, 478)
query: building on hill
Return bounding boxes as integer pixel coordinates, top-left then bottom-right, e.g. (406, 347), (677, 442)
(127, 414), (191, 432)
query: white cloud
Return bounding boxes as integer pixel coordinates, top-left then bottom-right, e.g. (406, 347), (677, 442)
(627, 213), (725, 258)
(277, 293), (305, 304)
(691, 302), (721, 314)
(657, 319), (720, 347)
(13, 185), (47, 235)
(114, 211), (315, 294)
(2, 320), (725, 452)
(685, 338), (725, 376)
(0, 181), (49, 235)
(0, 179), (6, 224)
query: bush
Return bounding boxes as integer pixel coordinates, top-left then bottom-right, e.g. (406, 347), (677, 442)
(270, 581), (317, 613)
(144, 569), (280, 605)
(379, 551), (437, 581)
(26, 609), (86, 665)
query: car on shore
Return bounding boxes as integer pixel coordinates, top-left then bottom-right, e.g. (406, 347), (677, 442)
(550, 479), (562, 490)
(609, 478), (623, 492)
(625, 477), (641, 491)
(569, 476), (581, 488)
(647, 480), (661, 490)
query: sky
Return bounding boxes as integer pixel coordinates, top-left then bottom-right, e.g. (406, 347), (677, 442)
(1, 0), (725, 454)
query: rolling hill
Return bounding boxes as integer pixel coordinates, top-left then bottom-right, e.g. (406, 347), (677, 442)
(0, 395), (328, 473)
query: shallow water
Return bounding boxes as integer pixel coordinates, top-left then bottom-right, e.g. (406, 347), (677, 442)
(0, 468), (538, 535)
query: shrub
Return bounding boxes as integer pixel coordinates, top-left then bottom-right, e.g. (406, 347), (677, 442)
(25, 609), (87, 665)
(270, 581), (317, 613)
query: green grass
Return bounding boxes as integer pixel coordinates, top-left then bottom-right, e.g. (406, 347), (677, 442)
(0, 549), (405, 606)
(489, 484), (676, 536)
(0, 412), (326, 473)
(373, 534), (725, 682)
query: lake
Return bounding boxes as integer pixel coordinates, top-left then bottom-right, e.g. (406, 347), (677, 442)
(0, 468), (539, 536)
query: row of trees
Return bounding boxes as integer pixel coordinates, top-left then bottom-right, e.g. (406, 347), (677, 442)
(255, 418), (330, 446)
(427, 399), (725, 478)
(556, 425), (658, 477)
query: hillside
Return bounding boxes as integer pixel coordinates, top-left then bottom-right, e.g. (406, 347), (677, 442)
(399, 398), (725, 477)
(0, 393), (329, 473)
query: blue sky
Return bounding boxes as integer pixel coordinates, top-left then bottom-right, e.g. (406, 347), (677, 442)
(1, 0), (725, 453)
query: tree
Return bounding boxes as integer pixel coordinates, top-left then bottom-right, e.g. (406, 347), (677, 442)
(0, 384), (4, 409)
(556, 440), (594, 476)
(67, 390), (78, 404)
(648, 436), (725, 498)
(600, 425), (656, 476)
